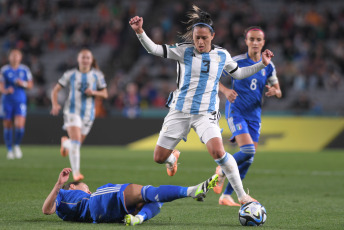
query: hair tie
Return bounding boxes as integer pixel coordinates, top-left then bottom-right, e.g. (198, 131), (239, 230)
(192, 23), (214, 34)
(245, 28), (265, 39)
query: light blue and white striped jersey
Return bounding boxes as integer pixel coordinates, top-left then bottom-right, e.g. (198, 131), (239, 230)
(58, 68), (107, 121)
(164, 43), (238, 115)
(0, 64), (32, 103)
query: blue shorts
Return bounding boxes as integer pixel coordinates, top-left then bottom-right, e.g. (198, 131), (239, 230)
(89, 183), (130, 223)
(226, 116), (261, 143)
(2, 101), (27, 120)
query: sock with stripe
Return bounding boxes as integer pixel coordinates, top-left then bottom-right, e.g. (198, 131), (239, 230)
(232, 144), (255, 165)
(141, 185), (188, 203)
(224, 156), (254, 195)
(215, 152), (246, 199)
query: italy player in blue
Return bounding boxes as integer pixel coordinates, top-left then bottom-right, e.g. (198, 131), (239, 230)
(129, 5), (274, 206)
(42, 168), (218, 225)
(0, 49), (33, 160)
(213, 26), (282, 206)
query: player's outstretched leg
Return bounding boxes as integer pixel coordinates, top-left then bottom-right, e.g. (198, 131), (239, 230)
(165, 149), (180, 176)
(141, 174), (218, 204)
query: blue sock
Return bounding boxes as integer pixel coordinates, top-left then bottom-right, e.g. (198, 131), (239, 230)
(224, 156), (254, 195)
(141, 185), (188, 203)
(232, 144), (255, 165)
(137, 202), (163, 221)
(4, 128), (13, 151)
(14, 128), (25, 146)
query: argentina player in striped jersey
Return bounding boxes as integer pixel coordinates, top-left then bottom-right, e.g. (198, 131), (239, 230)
(51, 49), (108, 181)
(213, 27), (282, 206)
(130, 5), (274, 205)
(42, 168), (218, 225)
(0, 49), (33, 159)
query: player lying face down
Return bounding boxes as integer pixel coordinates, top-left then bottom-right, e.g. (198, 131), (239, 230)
(42, 168), (218, 225)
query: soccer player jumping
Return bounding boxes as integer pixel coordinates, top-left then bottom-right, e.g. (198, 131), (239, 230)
(129, 5), (274, 204)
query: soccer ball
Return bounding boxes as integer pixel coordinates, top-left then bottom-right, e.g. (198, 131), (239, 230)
(238, 202), (267, 226)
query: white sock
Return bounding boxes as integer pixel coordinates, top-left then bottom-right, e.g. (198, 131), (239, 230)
(163, 152), (176, 166)
(69, 140), (81, 175)
(215, 152), (246, 199)
(135, 215), (144, 224)
(63, 139), (72, 149)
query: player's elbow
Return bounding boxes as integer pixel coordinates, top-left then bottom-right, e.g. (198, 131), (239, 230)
(42, 208), (53, 215)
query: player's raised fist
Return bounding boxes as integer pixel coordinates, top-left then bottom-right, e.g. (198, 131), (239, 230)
(262, 49), (274, 66)
(129, 16), (144, 34)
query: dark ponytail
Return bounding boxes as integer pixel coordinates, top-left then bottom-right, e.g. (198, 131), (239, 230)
(181, 5), (214, 42)
(62, 181), (82, 190)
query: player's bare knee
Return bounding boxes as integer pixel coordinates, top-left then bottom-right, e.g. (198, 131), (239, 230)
(153, 153), (166, 164)
(211, 149), (226, 159)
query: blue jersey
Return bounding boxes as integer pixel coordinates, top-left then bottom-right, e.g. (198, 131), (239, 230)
(224, 53), (277, 122)
(55, 183), (130, 223)
(55, 189), (92, 222)
(0, 64), (32, 103)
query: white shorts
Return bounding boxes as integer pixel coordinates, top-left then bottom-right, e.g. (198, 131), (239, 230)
(157, 109), (222, 150)
(63, 113), (94, 136)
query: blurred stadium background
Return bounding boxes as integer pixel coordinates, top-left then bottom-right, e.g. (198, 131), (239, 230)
(0, 0), (343, 151)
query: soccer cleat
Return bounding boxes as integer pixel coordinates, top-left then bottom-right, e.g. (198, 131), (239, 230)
(213, 165), (226, 194)
(166, 149), (180, 176)
(124, 214), (142, 226)
(219, 194), (240, 206)
(73, 173), (84, 181)
(191, 174), (218, 201)
(238, 194), (257, 205)
(7, 151), (15, 160)
(14, 145), (23, 159)
(60, 136), (69, 157)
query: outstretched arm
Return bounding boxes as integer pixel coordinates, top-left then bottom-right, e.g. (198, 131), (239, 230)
(129, 16), (164, 57)
(230, 50), (274, 80)
(42, 168), (72, 215)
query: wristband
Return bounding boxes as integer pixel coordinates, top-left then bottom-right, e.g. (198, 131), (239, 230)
(22, 81), (28, 88)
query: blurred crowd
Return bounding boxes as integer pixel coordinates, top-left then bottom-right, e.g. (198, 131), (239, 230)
(0, 0), (343, 117)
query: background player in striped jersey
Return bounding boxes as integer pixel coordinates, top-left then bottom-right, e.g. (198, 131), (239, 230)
(0, 49), (33, 159)
(129, 5), (274, 204)
(50, 49), (108, 181)
(42, 168), (218, 225)
(214, 26), (282, 206)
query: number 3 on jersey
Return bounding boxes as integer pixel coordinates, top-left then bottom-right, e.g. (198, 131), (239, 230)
(250, 78), (257, 90)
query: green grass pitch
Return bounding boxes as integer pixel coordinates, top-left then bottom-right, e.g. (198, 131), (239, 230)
(0, 145), (343, 229)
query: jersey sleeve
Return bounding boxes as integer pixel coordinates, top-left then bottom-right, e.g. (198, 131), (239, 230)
(163, 43), (188, 61)
(222, 51), (239, 76)
(58, 71), (72, 87)
(267, 62), (279, 85)
(96, 71), (107, 90)
(23, 65), (33, 81)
